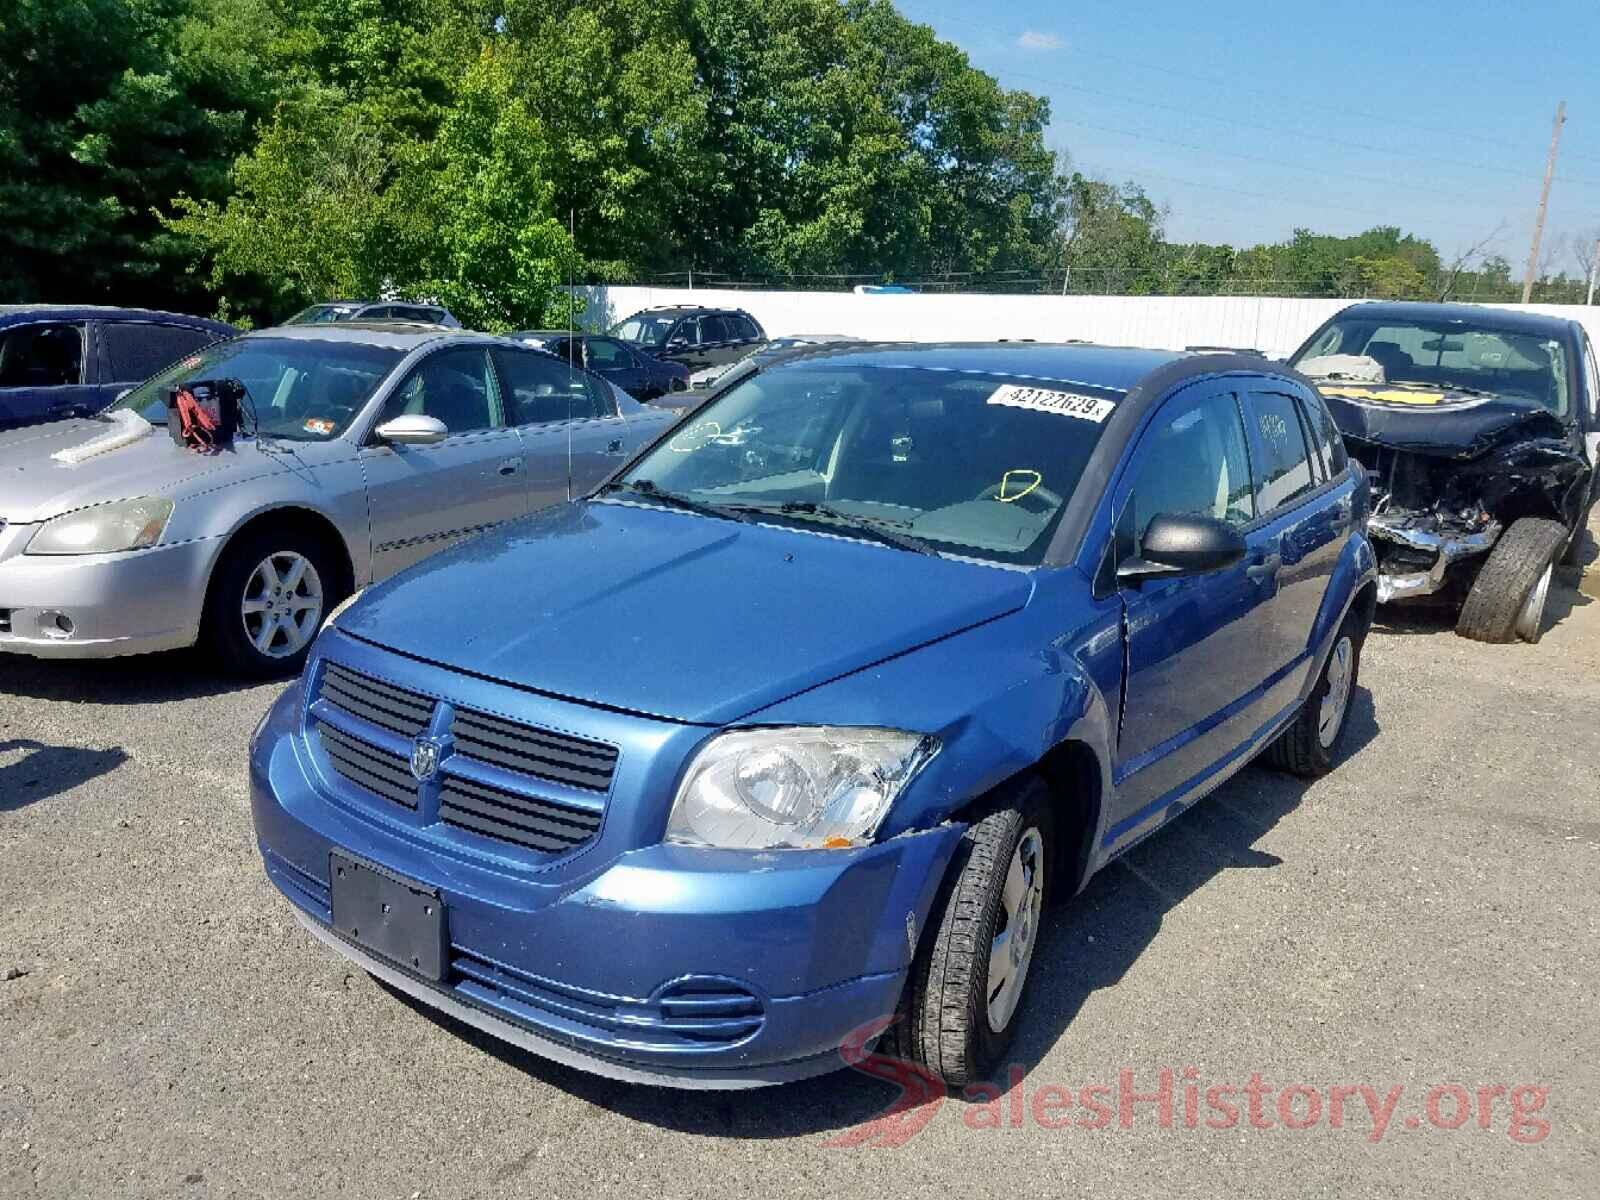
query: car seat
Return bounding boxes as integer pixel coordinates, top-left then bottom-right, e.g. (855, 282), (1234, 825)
(1362, 340), (1414, 381)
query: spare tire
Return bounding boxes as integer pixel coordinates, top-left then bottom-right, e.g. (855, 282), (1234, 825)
(1456, 517), (1567, 644)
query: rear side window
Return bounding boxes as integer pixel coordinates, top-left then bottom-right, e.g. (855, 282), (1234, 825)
(103, 322), (214, 383)
(702, 316), (734, 342)
(0, 322), (86, 387)
(1247, 391), (1319, 512)
(1125, 389), (1256, 556)
(734, 315), (762, 341)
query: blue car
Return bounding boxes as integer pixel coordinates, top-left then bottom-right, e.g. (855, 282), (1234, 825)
(250, 343), (1377, 1088)
(0, 305), (235, 429)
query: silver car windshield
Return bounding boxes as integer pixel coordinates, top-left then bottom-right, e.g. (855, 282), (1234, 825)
(613, 364), (1115, 565)
(108, 337), (404, 441)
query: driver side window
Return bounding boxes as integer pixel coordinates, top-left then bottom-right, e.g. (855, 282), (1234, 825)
(378, 347), (502, 435)
(1124, 390), (1255, 559)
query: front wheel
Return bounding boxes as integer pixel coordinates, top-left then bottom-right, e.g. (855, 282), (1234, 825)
(1456, 517), (1567, 644)
(203, 529), (343, 678)
(885, 777), (1052, 1087)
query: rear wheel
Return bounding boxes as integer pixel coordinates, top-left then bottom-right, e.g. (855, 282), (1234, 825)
(885, 777), (1052, 1087)
(1263, 613), (1364, 778)
(203, 528), (343, 678)
(1456, 517), (1567, 644)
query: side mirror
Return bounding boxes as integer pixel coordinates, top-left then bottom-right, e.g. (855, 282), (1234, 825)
(1116, 513), (1246, 584)
(374, 414), (448, 446)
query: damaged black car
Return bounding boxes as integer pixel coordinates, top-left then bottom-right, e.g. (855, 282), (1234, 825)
(1290, 302), (1598, 643)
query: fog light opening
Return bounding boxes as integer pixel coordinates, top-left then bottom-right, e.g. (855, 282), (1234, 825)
(39, 611), (76, 639)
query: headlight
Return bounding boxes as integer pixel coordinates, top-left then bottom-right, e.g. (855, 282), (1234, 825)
(666, 727), (939, 850)
(25, 497), (174, 555)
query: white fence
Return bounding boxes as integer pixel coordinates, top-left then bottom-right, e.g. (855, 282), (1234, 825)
(577, 286), (1600, 359)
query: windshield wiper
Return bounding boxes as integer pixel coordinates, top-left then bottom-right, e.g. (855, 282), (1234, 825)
(728, 499), (937, 556)
(596, 478), (749, 522)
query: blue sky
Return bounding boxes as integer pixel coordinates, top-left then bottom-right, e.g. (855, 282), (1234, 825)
(896, 0), (1600, 271)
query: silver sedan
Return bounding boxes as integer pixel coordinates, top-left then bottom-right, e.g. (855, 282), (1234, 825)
(0, 324), (675, 675)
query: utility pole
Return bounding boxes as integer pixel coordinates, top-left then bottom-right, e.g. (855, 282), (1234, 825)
(1588, 237), (1600, 305)
(1521, 100), (1566, 304)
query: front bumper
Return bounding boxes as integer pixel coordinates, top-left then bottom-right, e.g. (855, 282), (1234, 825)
(1368, 513), (1500, 603)
(0, 524), (217, 658)
(250, 677), (963, 1087)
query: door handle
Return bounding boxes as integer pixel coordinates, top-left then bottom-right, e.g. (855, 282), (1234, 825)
(606, 439), (625, 455)
(497, 457), (522, 476)
(1245, 554), (1282, 582)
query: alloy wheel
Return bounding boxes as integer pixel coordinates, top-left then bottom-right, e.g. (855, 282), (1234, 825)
(1514, 563), (1553, 642)
(240, 551), (324, 659)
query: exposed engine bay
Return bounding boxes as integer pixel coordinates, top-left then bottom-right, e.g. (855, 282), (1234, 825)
(1320, 386), (1590, 604)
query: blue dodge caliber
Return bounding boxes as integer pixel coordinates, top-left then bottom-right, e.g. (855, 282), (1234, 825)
(250, 343), (1377, 1088)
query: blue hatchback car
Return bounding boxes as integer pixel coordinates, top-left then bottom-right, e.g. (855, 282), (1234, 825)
(250, 343), (1377, 1088)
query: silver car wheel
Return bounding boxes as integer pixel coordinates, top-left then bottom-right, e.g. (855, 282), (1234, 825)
(1318, 635), (1354, 749)
(240, 551), (324, 659)
(1514, 563), (1553, 642)
(987, 826), (1045, 1034)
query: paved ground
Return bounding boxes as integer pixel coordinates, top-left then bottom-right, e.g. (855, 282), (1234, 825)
(2, 575), (1598, 1198)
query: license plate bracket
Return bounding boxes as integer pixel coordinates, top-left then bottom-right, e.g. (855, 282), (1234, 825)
(329, 852), (448, 982)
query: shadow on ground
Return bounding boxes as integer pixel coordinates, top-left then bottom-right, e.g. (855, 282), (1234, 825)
(0, 738), (128, 810)
(381, 687), (1379, 1140)
(0, 647), (272, 705)
(1373, 578), (1591, 640)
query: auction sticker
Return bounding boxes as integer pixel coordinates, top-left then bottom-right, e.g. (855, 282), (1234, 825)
(987, 384), (1116, 422)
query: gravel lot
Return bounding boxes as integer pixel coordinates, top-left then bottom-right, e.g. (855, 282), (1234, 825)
(2, 574), (1597, 1198)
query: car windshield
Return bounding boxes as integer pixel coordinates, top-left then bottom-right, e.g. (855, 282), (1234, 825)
(609, 363), (1116, 565)
(611, 314), (678, 347)
(1293, 317), (1572, 417)
(107, 336), (404, 441)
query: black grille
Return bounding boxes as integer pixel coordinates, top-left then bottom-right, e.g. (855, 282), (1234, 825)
(449, 707), (618, 792)
(438, 774), (602, 853)
(312, 661), (615, 856)
(316, 721), (418, 809)
(320, 662), (432, 737)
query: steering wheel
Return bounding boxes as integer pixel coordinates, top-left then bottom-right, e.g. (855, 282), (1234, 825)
(977, 477), (1062, 514)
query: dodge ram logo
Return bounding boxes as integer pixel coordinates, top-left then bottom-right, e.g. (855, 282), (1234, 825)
(410, 736), (445, 782)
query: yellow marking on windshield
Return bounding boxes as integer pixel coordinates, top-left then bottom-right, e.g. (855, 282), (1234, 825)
(997, 469), (1043, 502)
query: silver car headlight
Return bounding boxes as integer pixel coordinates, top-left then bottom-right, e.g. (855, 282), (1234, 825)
(25, 497), (175, 555)
(665, 727), (939, 850)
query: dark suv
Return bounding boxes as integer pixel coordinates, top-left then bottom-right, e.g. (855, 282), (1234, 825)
(0, 305), (236, 429)
(609, 305), (765, 373)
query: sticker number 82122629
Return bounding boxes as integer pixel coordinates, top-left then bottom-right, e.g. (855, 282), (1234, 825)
(986, 384), (1117, 422)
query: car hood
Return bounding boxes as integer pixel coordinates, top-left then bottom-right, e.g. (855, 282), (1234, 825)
(338, 500), (1034, 725)
(0, 418), (278, 523)
(1314, 383), (1571, 459)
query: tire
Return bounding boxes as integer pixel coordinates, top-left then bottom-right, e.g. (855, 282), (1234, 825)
(884, 777), (1052, 1088)
(1456, 517), (1567, 644)
(1262, 612), (1364, 779)
(203, 527), (344, 678)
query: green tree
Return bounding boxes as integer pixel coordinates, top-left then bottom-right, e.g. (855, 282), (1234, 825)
(0, 0), (268, 307)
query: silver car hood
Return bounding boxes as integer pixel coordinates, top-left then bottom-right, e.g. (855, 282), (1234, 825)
(0, 419), (285, 524)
